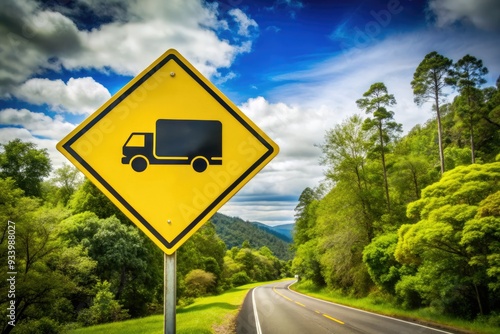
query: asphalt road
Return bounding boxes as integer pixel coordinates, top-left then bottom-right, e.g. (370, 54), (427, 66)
(236, 280), (459, 334)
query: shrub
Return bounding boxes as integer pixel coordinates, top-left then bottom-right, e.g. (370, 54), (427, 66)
(15, 318), (61, 334)
(78, 281), (129, 326)
(231, 271), (251, 286)
(185, 269), (216, 297)
(395, 275), (423, 309)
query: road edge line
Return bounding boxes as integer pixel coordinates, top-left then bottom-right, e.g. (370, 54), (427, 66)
(287, 281), (453, 334)
(252, 287), (262, 334)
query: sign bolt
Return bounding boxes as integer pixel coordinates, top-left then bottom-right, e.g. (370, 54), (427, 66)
(167, 220), (172, 224)
(170, 72), (175, 77)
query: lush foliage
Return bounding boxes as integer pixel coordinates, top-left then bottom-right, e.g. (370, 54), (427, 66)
(211, 213), (293, 260)
(69, 280), (276, 334)
(395, 163), (500, 318)
(0, 143), (290, 332)
(292, 52), (500, 326)
(0, 139), (51, 197)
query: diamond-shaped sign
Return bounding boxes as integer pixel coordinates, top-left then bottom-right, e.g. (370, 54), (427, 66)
(57, 49), (279, 254)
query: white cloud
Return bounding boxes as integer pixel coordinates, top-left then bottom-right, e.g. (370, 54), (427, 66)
(267, 29), (500, 134)
(213, 71), (238, 85)
(12, 77), (110, 115)
(0, 108), (75, 139)
(220, 96), (327, 225)
(240, 96), (328, 159)
(428, 0), (500, 31)
(0, 1), (82, 95)
(220, 199), (297, 226)
(223, 27), (500, 224)
(0, 0), (257, 94)
(228, 8), (258, 37)
(0, 108), (77, 174)
(0, 127), (67, 170)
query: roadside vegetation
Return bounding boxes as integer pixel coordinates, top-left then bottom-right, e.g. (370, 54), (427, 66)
(291, 52), (500, 331)
(292, 280), (499, 334)
(68, 280), (272, 334)
(1, 51), (498, 334)
(0, 140), (291, 333)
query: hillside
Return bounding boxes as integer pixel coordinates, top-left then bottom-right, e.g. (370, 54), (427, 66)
(211, 213), (294, 260)
(251, 222), (294, 242)
(271, 223), (295, 240)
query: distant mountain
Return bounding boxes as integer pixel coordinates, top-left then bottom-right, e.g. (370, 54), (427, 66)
(251, 222), (294, 242)
(269, 223), (295, 241)
(211, 213), (294, 260)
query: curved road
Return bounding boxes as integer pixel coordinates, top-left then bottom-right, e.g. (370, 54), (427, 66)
(236, 280), (459, 334)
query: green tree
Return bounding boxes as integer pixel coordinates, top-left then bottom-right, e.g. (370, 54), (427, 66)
(475, 82), (500, 162)
(291, 239), (324, 287)
(315, 183), (372, 294)
(391, 155), (430, 202)
(396, 162), (500, 317)
(60, 213), (163, 317)
(231, 271), (251, 286)
(184, 269), (216, 297)
(293, 187), (320, 245)
(391, 121), (442, 200)
(0, 139), (51, 197)
(69, 179), (128, 222)
(51, 164), (83, 206)
(242, 240), (251, 249)
(211, 213), (293, 260)
(357, 82), (402, 212)
(259, 246), (274, 259)
(411, 51), (453, 175)
(363, 233), (405, 294)
(78, 281), (129, 326)
(235, 248), (256, 278)
(448, 54), (489, 163)
(230, 245), (281, 282)
(0, 179), (96, 333)
(461, 191), (500, 292)
(176, 222), (229, 299)
(483, 77), (500, 131)
(320, 115), (369, 184)
(319, 115), (381, 238)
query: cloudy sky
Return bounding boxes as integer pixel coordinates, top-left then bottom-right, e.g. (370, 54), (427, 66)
(1, 0), (499, 226)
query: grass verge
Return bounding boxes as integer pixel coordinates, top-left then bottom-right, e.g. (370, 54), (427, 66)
(69, 280), (280, 334)
(290, 280), (500, 334)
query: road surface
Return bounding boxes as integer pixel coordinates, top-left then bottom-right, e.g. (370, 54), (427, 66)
(236, 280), (459, 334)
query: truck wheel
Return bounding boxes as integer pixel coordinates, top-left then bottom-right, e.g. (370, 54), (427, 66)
(192, 157), (208, 173)
(131, 156), (148, 172)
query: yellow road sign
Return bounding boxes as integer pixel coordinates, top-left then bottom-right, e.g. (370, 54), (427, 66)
(57, 49), (279, 254)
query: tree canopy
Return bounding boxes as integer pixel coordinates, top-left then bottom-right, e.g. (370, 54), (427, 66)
(0, 139), (51, 197)
(293, 52), (499, 325)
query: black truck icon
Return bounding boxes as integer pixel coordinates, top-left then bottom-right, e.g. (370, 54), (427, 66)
(121, 119), (222, 173)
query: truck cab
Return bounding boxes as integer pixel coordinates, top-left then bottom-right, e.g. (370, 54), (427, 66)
(121, 120), (223, 173)
(121, 133), (154, 172)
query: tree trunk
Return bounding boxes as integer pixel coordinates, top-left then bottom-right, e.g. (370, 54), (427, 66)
(466, 90), (476, 164)
(434, 84), (445, 175)
(470, 116), (476, 163)
(378, 122), (391, 212)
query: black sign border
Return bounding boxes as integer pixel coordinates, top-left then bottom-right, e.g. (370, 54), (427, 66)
(63, 53), (276, 250)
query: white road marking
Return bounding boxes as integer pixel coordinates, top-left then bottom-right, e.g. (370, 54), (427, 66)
(287, 281), (453, 334)
(252, 287), (263, 334)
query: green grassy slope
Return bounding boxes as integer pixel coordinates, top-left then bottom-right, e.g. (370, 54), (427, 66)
(69, 281), (274, 334)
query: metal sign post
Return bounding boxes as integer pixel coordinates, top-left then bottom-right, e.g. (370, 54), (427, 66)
(164, 252), (176, 334)
(56, 48), (278, 332)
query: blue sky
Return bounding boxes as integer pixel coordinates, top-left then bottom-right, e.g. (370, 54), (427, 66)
(1, 0), (499, 226)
